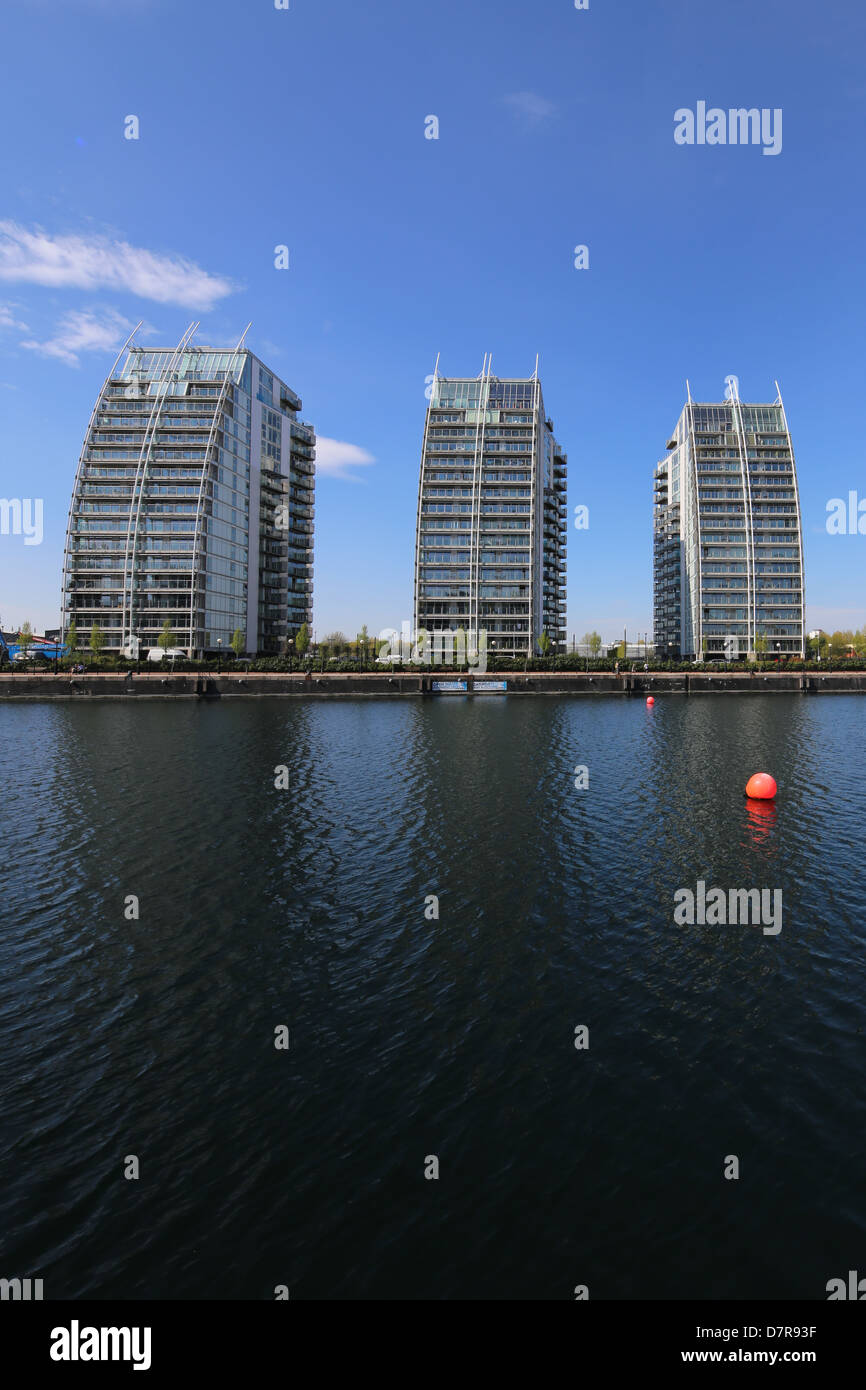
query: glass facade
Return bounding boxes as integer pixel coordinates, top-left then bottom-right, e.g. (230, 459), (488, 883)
(414, 366), (567, 656)
(654, 390), (805, 659)
(62, 330), (315, 655)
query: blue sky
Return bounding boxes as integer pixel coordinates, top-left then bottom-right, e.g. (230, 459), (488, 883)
(1, 0), (864, 641)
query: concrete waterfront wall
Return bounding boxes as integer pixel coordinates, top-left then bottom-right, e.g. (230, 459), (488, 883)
(1, 670), (866, 700)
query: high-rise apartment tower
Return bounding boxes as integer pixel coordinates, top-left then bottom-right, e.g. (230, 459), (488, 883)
(62, 325), (315, 656)
(414, 359), (567, 657)
(653, 381), (804, 660)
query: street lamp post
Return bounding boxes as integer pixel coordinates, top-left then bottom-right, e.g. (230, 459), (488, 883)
(217, 638), (222, 674)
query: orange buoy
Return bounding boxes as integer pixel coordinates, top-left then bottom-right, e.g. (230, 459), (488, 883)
(646, 696), (655, 707)
(745, 772), (777, 800)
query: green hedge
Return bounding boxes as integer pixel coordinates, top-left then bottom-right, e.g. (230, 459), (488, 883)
(5, 653), (859, 676)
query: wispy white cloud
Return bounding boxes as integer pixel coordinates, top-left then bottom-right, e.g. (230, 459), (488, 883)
(21, 308), (134, 367)
(315, 437), (375, 481)
(0, 222), (236, 310)
(0, 302), (28, 331)
(504, 91), (557, 124)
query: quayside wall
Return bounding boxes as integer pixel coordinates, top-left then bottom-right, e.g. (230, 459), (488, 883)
(2, 671), (866, 700)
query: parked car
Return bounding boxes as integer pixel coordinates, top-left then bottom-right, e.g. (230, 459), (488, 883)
(11, 649), (51, 663)
(146, 647), (187, 663)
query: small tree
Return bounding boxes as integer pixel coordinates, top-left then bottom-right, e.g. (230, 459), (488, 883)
(322, 631), (347, 654)
(538, 631), (551, 656)
(158, 619), (175, 654)
(230, 628), (245, 658)
(295, 622), (310, 657)
(755, 634), (768, 655)
(828, 629), (854, 658)
(65, 620), (78, 659)
(90, 622), (105, 665)
(581, 630), (602, 658)
(18, 621), (34, 659)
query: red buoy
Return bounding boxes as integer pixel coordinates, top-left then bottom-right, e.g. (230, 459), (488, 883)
(646, 696), (655, 707)
(745, 772), (777, 800)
